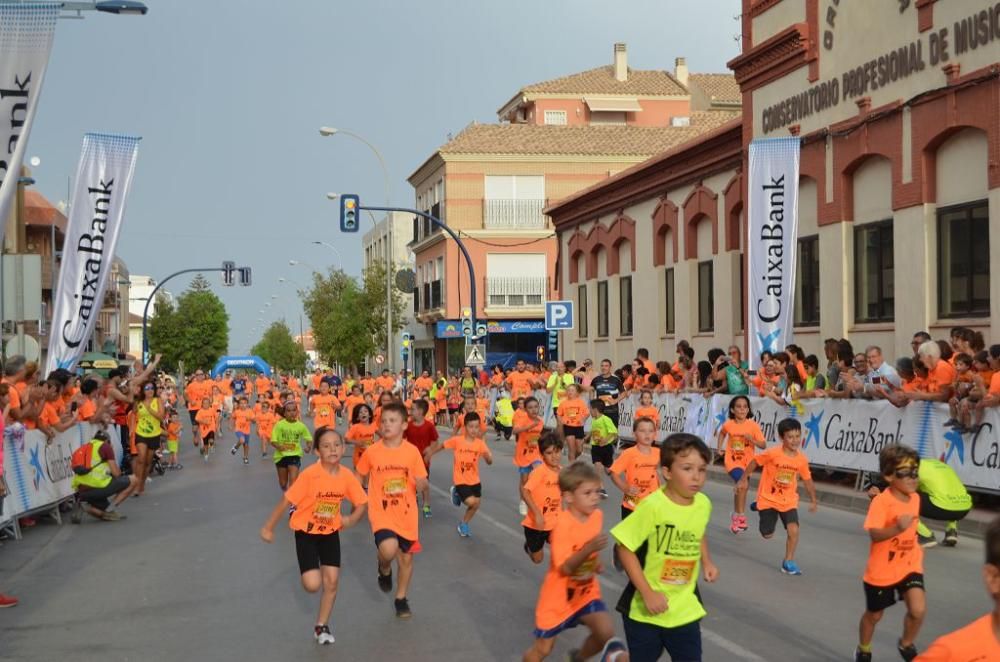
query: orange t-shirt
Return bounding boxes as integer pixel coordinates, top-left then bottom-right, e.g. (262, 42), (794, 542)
(610, 445), (660, 511)
(39, 401), (60, 428)
(185, 382), (205, 410)
(344, 395), (365, 421)
(863, 489), (922, 586)
(233, 408), (253, 434)
(508, 371), (535, 399)
(443, 435), (490, 486)
(902, 377), (927, 393)
(521, 463), (562, 531)
(285, 462), (367, 535)
(512, 410), (544, 468)
(556, 398), (588, 427)
(166, 421), (181, 441)
(254, 377), (271, 394)
(926, 360), (957, 393)
(255, 410), (278, 437)
(534, 509), (603, 631)
(719, 419), (765, 472)
(360, 378), (376, 395)
(346, 422), (378, 466)
(311, 374), (323, 390)
(634, 405), (660, 429)
(919, 613), (1000, 662)
(989, 372), (1000, 396)
(76, 398), (97, 423)
(5, 381), (21, 412)
(354, 440), (428, 542)
(413, 377), (433, 393)
(755, 445), (812, 512)
(310, 394), (340, 429)
(655, 374), (679, 393)
(376, 376), (395, 393)
(195, 407), (218, 438)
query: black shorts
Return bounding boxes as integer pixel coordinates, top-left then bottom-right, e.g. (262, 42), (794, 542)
(919, 492), (970, 523)
(77, 475), (131, 511)
(621, 505), (635, 521)
(455, 483), (482, 502)
(275, 455), (302, 469)
(188, 409), (198, 425)
(203, 431), (216, 443)
(495, 423), (512, 439)
(135, 434), (161, 451)
(294, 530), (341, 572)
(562, 425), (585, 439)
(523, 526), (550, 554)
(374, 529), (415, 554)
(759, 508), (799, 536)
(863, 572), (925, 612)
(591, 444), (614, 468)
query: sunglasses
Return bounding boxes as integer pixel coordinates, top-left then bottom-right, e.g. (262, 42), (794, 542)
(144, 385), (154, 391)
(893, 468), (919, 479)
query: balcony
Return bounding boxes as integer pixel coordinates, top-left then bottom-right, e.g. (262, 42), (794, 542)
(483, 198), (547, 230)
(485, 276), (547, 311)
(421, 280), (442, 310)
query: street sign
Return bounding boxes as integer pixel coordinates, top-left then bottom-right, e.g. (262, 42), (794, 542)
(465, 343), (486, 366)
(544, 300), (574, 330)
(374, 354), (385, 364)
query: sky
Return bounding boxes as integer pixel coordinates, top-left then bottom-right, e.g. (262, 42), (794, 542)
(26, 0), (742, 355)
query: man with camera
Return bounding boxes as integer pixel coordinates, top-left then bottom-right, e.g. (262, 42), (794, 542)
(71, 430), (139, 523)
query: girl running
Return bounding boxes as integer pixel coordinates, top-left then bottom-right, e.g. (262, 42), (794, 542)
(716, 395), (766, 534)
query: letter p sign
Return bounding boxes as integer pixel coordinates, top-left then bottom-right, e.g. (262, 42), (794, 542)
(545, 300), (574, 330)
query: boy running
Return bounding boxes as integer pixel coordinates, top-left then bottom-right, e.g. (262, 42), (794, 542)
(855, 444), (926, 662)
(165, 411), (182, 469)
(611, 434), (719, 662)
(260, 427), (367, 646)
(404, 399), (439, 518)
(271, 402), (312, 491)
(737, 418), (817, 575)
(556, 383), (589, 462)
(231, 397), (254, 465)
(424, 412), (493, 538)
(513, 396), (545, 515)
(586, 399), (617, 497)
(523, 462), (627, 662)
(195, 397), (218, 461)
(521, 433), (563, 565)
(355, 402), (428, 619)
(255, 401), (277, 459)
(609, 417), (661, 520)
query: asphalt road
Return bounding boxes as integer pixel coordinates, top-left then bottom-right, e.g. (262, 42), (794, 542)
(0, 419), (992, 662)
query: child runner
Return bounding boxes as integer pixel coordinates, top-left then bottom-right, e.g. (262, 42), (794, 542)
(521, 432), (564, 565)
(556, 384), (589, 462)
(854, 444), (925, 662)
(920, 515), (1000, 660)
(343, 384), (365, 423)
(586, 399), (618, 498)
(260, 427), (368, 646)
(355, 402), (429, 619)
(404, 399), (439, 518)
(611, 434), (719, 662)
(513, 396), (545, 516)
(195, 397), (218, 462)
(346, 404), (377, 472)
(308, 381), (341, 433)
(255, 401), (277, 459)
(494, 390), (515, 442)
(522, 462), (627, 662)
(717, 395), (766, 534)
(634, 390), (660, 430)
(231, 397), (254, 465)
(608, 417), (662, 571)
(271, 401), (312, 491)
(737, 418), (817, 575)
(424, 412), (493, 538)
(454, 394), (478, 434)
(165, 410), (182, 469)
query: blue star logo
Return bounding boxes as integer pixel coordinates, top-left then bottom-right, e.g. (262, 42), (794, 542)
(56, 358), (75, 370)
(29, 444), (45, 490)
(803, 411), (823, 449)
(756, 329), (781, 354)
(714, 410), (728, 434)
(942, 428), (965, 465)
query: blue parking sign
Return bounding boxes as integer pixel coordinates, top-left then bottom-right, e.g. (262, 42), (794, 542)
(545, 300), (574, 330)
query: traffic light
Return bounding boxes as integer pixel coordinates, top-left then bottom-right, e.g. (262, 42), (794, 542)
(547, 329), (558, 352)
(401, 332), (412, 357)
(222, 261), (236, 286)
(536, 345), (546, 363)
(475, 321), (487, 338)
(461, 307), (473, 338)
(340, 194), (360, 232)
(238, 266), (252, 287)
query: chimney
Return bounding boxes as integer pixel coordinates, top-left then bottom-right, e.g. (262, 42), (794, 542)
(613, 43), (627, 82)
(674, 57), (689, 87)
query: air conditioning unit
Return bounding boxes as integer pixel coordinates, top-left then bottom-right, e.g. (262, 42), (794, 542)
(671, 116), (691, 127)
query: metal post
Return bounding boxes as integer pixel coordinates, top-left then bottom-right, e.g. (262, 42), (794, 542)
(142, 267), (227, 363)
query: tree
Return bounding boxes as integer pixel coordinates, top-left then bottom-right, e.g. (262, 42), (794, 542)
(147, 274), (229, 372)
(360, 258), (407, 354)
(147, 293), (181, 371)
(252, 321), (308, 373)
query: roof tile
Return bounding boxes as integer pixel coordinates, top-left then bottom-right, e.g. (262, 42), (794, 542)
(520, 65), (687, 97)
(688, 73), (741, 103)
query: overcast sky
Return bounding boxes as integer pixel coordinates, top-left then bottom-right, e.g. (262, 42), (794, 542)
(27, 0), (741, 355)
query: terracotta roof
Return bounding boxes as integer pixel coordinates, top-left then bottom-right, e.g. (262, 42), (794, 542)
(520, 65), (687, 97)
(437, 111), (740, 157)
(687, 73), (741, 104)
(23, 190), (67, 233)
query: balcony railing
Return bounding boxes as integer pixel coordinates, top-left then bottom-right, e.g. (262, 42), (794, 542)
(486, 276), (547, 308)
(421, 279), (443, 310)
(483, 198), (547, 229)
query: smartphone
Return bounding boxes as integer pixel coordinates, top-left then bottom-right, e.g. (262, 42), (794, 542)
(872, 376), (883, 385)
(70, 401), (79, 413)
(746, 369), (758, 376)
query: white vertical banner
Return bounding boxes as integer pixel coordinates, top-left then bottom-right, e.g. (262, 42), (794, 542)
(0, 1), (59, 246)
(46, 133), (140, 374)
(747, 137), (800, 369)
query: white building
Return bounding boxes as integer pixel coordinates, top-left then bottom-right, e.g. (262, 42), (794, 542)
(128, 275), (172, 357)
(362, 212), (415, 372)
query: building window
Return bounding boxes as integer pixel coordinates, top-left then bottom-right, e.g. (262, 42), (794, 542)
(665, 268), (675, 334)
(543, 110), (567, 125)
(590, 111), (626, 126)
(794, 235), (820, 326)
(938, 201), (989, 318)
(597, 280), (608, 338)
(854, 221), (894, 323)
(697, 261), (714, 332)
(578, 284), (588, 339)
(619, 276), (633, 336)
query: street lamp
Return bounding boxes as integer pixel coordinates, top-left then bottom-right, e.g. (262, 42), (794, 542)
(289, 258), (325, 273)
(310, 240), (344, 268)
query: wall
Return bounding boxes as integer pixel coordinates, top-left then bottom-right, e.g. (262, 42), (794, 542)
(528, 97), (692, 127)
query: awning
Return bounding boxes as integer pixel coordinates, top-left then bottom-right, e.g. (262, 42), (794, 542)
(584, 97), (642, 112)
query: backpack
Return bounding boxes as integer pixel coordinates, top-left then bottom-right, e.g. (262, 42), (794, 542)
(71, 441), (99, 476)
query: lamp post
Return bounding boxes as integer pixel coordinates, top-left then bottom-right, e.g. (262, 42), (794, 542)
(319, 128), (394, 371)
(55, 1), (149, 18)
(311, 240), (344, 270)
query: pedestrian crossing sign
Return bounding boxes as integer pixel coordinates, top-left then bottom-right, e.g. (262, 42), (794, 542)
(465, 343), (486, 366)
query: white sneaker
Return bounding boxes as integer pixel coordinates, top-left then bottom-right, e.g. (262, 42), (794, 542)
(518, 500), (528, 516)
(314, 624), (335, 645)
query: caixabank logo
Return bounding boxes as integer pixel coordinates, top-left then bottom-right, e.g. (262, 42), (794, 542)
(943, 422), (1000, 469)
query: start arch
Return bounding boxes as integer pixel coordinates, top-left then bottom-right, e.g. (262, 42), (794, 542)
(210, 355), (271, 378)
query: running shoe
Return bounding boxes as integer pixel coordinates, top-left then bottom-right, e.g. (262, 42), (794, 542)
(410, 540), (423, 554)
(600, 637), (627, 662)
(598, 488), (609, 500)
(450, 486), (461, 507)
(243, 458), (249, 465)
(729, 514), (742, 535)
(780, 560), (802, 576)
(737, 514), (749, 531)
(230, 445), (238, 455)
(457, 522), (471, 537)
(518, 500), (528, 516)
(377, 566), (393, 593)
(313, 624), (335, 645)
(101, 511), (126, 521)
(854, 649), (872, 662)
(918, 533), (937, 548)
(942, 526), (958, 547)
(203, 451), (209, 463)
(394, 598), (412, 619)
(897, 640), (918, 661)
(422, 504), (432, 518)
(70, 499), (83, 525)
(0, 594), (18, 608)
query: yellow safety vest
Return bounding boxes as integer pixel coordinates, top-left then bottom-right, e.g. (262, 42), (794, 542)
(72, 441), (113, 490)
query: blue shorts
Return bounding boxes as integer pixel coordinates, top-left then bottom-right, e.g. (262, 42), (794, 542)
(623, 615), (702, 662)
(533, 599), (607, 639)
(236, 432), (249, 443)
(728, 468), (744, 482)
(518, 461), (542, 476)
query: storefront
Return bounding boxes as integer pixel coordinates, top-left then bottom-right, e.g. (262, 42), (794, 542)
(434, 319), (547, 373)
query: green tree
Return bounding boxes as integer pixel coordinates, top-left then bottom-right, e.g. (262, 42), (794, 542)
(360, 258), (407, 354)
(148, 274), (229, 372)
(251, 321), (308, 372)
(147, 292), (181, 371)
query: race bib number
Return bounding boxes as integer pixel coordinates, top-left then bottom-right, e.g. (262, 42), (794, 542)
(660, 558), (696, 585)
(314, 500), (340, 523)
(383, 477), (407, 497)
(318, 408), (330, 418)
(526, 433), (540, 448)
(573, 555), (598, 582)
(775, 469), (795, 488)
(731, 437), (745, 452)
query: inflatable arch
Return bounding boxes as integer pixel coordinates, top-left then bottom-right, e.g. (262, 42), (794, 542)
(210, 355), (272, 378)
